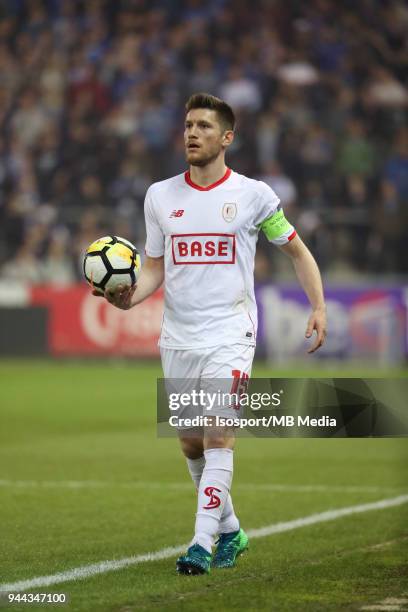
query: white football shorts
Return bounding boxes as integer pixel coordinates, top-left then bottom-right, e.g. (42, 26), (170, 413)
(160, 343), (255, 429)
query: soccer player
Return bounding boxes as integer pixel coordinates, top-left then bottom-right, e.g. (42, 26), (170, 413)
(93, 93), (327, 575)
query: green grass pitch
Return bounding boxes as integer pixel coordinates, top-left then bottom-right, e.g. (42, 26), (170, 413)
(0, 360), (407, 611)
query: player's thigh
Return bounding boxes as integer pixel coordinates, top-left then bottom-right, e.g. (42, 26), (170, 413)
(201, 343), (255, 446)
(160, 347), (204, 379)
(160, 346), (205, 442)
(202, 343), (255, 380)
(160, 346), (204, 405)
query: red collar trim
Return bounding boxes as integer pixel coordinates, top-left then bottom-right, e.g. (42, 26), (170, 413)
(184, 167), (232, 191)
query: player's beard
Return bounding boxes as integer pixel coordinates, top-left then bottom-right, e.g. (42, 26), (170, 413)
(186, 144), (223, 167)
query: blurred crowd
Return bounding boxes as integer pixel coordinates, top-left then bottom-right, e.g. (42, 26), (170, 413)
(0, 0), (407, 285)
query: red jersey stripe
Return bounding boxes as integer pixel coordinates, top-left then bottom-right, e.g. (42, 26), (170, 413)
(184, 167), (232, 191)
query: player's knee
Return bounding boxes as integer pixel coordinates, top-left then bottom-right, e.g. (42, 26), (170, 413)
(204, 424), (235, 450)
(179, 436), (203, 459)
(204, 436), (235, 451)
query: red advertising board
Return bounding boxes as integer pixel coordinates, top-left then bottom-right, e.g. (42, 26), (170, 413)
(30, 284), (163, 356)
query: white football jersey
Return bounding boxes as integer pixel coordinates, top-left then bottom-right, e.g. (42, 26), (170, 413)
(144, 168), (296, 349)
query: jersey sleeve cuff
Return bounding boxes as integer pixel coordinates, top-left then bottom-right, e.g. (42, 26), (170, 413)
(145, 248), (164, 258)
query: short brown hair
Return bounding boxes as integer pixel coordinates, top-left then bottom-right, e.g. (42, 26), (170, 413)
(185, 93), (235, 131)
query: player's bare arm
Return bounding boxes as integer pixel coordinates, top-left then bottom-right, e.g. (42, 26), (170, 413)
(279, 235), (327, 353)
(93, 255), (164, 310)
(130, 255), (164, 307)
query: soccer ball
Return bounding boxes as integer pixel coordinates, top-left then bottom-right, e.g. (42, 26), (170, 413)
(83, 235), (141, 294)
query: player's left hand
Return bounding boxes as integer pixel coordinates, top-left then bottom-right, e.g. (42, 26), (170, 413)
(104, 284), (136, 310)
(305, 307), (327, 353)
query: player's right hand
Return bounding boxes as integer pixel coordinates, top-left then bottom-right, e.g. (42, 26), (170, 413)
(92, 284), (136, 310)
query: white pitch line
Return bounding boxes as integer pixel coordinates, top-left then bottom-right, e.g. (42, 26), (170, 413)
(1, 494), (407, 594)
(361, 598), (408, 611)
(0, 479), (404, 494)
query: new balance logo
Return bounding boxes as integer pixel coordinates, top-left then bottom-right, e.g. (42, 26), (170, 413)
(170, 209), (184, 218)
(203, 486), (221, 509)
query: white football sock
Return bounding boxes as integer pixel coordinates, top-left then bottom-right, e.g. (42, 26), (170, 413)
(192, 448), (234, 553)
(186, 455), (240, 535)
(186, 456), (205, 490)
(218, 494), (240, 534)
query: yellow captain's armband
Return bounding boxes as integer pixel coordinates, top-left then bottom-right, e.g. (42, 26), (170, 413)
(259, 207), (291, 241)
